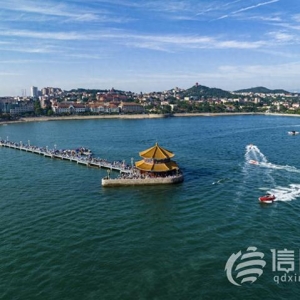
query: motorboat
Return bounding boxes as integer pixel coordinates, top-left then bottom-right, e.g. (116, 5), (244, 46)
(258, 194), (276, 203)
(249, 160), (259, 165)
(288, 131), (299, 135)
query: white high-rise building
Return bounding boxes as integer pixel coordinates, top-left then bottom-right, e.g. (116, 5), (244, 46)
(31, 86), (38, 98)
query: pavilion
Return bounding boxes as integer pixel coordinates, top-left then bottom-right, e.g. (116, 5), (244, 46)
(135, 143), (180, 177)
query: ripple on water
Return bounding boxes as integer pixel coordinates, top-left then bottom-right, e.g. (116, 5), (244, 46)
(1, 116), (300, 299)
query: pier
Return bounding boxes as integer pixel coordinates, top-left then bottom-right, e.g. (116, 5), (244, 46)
(0, 139), (132, 173)
(0, 140), (184, 187)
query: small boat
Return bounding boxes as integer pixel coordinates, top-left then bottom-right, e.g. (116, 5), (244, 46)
(259, 194), (276, 203)
(288, 131), (299, 135)
(249, 160), (259, 165)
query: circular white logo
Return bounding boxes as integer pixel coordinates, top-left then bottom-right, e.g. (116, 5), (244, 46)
(225, 246), (266, 286)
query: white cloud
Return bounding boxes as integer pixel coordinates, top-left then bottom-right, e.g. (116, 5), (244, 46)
(0, 27), (277, 52)
(217, 40), (266, 49)
(0, 59), (44, 64)
(218, 61), (300, 77)
(0, 71), (22, 76)
(0, 1), (88, 19)
(0, 29), (91, 40)
(292, 14), (300, 23)
(232, 0), (279, 14)
(268, 31), (295, 42)
(0, 0), (131, 23)
(248, 15), (282, 22)
(215, 0), (280, 20)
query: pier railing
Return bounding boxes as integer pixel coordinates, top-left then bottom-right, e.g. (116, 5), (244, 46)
(0, 140), (132, 173)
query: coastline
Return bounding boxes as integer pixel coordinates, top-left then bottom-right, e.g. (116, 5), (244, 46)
(173, 112), (263, 117)
(1, 112), (299, 125)
(0, 114), (167, 124)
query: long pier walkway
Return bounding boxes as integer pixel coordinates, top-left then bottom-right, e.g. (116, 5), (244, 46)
(0, 139), (132, 173)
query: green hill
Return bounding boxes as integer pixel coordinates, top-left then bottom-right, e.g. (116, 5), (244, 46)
(182, 84), (233, 98)
(234, 86), (290, 94)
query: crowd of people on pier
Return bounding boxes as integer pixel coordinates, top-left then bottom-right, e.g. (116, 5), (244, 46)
(0, 139), (132, 173)
(110, 169), (182, 180)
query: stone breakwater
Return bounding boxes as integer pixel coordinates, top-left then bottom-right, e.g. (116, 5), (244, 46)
(101, 174), (184, 187)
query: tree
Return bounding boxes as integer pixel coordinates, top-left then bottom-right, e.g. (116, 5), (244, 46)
(47, 109), (54, 116)
(34, 101), (43, 115)
(162, 105), (171, 114)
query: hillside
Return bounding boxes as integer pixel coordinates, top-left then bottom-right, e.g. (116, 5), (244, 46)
(234, 86), (290, 94)
(182, 84), (233, 98)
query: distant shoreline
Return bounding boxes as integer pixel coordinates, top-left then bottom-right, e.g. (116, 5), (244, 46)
(1, 112), (300, 125)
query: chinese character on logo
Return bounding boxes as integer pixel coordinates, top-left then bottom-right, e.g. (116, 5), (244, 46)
(271, 249), (295, 273)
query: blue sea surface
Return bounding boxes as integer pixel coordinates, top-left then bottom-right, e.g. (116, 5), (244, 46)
(1, 115), (300, 299)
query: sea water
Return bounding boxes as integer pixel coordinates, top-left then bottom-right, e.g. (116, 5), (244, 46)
(1, 115), (300, 299)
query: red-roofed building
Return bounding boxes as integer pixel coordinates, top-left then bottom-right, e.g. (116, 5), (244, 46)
(52, 102), (87, 114)
(119, 102), (144, 113)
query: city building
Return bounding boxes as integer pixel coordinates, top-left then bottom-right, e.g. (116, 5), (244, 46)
(9, 101), (34, 115)
(52, 102), (86, 114)
(31, 86), (38, 98)
(119, 102), (144, 113)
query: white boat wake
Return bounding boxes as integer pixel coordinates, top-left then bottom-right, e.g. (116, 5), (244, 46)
(267, 184), (300, 202)
(245, 144), (300, 173)
(245, 144), (300, 202)
(258, 162), (300, 173)
(245, 144), (268, 164)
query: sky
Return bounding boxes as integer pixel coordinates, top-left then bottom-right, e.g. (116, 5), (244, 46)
(1, 0), (300, 96)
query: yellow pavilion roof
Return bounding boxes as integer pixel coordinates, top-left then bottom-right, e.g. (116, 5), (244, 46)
(135, 159), (179, 172)
(139, 143), (175, 159)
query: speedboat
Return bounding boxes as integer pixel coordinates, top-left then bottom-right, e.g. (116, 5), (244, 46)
(259, 194), (276, 204)
(288, 131), (299, 135)
(249, 160), (259, 165)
